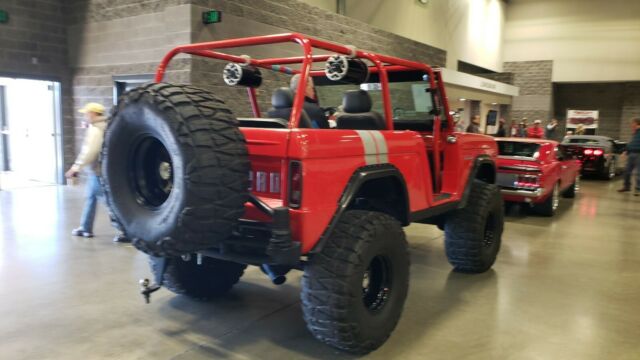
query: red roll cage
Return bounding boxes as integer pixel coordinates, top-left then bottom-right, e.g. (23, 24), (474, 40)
(155, 32), (453, 132)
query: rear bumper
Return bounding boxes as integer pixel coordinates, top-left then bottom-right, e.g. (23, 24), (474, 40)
(501, 188), (543, 197)
(201, 198), (301, 266)
(500, 188), (544, 203)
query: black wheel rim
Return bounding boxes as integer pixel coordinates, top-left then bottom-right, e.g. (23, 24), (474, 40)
(130, 136), (173, 208)
(483, 213), (496, 248)
(362, 255), (392, 312)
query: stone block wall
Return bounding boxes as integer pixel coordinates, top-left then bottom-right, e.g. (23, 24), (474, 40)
(188, 0), (447, 117)
(66, 2), (194, 155)
(503, 60), (553, 126)
(0, 0), (75, 172)
(480, 72), (514, 85)
(553, 83), (627, 139)
(0, 0), (444, 179)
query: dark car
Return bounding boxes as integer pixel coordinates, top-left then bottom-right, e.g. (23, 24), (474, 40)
(561, 135), (626, 179)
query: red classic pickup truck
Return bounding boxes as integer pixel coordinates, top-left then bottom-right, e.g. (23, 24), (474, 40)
(496, 138), (581, 216)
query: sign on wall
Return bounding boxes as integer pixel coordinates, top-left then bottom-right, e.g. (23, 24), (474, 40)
(566, 109), (599, 129)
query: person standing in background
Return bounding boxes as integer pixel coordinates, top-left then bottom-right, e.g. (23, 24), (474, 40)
(466, 115), (481, 133)
(518, 118), (529, 137)
(495, 118), (507, 137)
(545, 119), (558, 140)
(527, 120), (545, 138)
(65, 103), (130, 243)
(618, 118), (640, 196)
(510, 122), (519, 137)
(517, 122), (527, 137)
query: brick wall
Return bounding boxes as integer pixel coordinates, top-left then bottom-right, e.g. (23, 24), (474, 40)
(620, 83), (640, 141)
(480, 72), (514, 85)
(188, 0), (447, 117)
(0, 0), (75, 172)
(503, 60), (553, 127)
(553, 83), (627, 139)
(2, 0), (449, 176)
(67, 3), (193, 153)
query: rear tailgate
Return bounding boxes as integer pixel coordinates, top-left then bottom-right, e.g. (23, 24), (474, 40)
(241, 128), (290, 219)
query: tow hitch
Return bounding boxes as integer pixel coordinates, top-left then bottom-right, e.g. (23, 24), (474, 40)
(139, 257), (170, 304)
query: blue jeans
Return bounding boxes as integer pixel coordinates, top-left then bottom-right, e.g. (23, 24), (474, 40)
(80, 174), (103, 233)
(623, 152), (640, 190)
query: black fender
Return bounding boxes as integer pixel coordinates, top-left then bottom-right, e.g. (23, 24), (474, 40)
(310, 164), (409, 254)
(411, 155), (496, 225)
(460, 155), (496, 208)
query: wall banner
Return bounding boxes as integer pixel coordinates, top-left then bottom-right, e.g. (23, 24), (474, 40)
(566, 110), (599, 129)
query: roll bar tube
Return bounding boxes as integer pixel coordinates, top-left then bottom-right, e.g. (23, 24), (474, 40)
(154, 32), (449, 131)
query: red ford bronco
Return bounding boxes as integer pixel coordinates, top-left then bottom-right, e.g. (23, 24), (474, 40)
(101, 33), (504, 354)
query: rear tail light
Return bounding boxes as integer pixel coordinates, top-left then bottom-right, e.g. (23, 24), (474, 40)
(584, 149), (593, 155)
(288, 161), (302, 208)
(593, 149), (603, 156)
(515, 174), (540, 190)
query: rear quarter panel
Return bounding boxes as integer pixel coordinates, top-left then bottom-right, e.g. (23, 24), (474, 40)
(287, 129), (430, 253)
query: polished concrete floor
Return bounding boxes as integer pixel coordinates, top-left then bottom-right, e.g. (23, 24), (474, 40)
(1, 178), (639, 360)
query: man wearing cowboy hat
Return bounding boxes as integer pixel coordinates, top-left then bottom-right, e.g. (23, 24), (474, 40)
(65, 102), (129, 242)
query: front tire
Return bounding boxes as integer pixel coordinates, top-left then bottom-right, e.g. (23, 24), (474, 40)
(301, 211), (410, 354)
(150, 256), (246, 300)
(444, 181), (503, 273)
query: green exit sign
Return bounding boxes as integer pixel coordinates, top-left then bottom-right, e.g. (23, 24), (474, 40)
(0, 10), (9, 24)
(202, 10), (221, 24)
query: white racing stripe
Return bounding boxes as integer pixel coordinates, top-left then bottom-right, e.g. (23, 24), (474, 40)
(369, 131), (389, 163)
(355, 130), (389, 165)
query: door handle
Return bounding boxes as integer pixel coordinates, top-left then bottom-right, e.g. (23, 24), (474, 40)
(446, 135), (457, 144)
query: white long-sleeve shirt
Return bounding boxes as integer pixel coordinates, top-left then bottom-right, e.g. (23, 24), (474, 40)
(71, 117), (107, 174)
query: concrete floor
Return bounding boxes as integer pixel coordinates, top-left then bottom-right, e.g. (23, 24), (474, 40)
(1, 179), (639, 360)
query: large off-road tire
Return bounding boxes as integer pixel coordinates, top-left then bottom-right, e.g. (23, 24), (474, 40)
(150, 256), (246, 300)
(102, 83), (250, 257)
(444, 180), (503, 273)
(532, 183), (560, 217)
(301, 211), (410, 354)
(562, 176), (579, 198)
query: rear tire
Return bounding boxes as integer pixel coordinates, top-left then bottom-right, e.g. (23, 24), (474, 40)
(150, 256), (246, 300)
(301, 211), (409, 354)
(532, 183), (560, 216)
(444, 181), (503, 273)
(102, 83), (250, 257)
(601, 159), (616, 180)
(562, 176), (579, 198)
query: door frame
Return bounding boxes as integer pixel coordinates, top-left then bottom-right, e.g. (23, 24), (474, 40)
(0, 72), (65, 185)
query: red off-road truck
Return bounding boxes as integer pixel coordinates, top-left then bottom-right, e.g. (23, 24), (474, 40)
(101, 33), (504, 354)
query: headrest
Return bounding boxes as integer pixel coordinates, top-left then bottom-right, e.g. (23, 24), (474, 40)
(272, 87), (294, 109)
(342, 90), (372, 113)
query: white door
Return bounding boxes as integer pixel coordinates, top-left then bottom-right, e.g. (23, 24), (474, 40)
(4, 78), (58, 184)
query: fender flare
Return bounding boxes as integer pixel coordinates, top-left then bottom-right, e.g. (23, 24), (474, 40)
(310, 164), (409, 254)
(460, 155), (496, 208)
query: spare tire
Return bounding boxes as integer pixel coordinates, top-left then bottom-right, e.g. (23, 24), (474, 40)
(102, 83), (250, 257)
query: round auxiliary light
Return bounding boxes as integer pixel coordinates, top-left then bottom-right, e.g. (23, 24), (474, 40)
(222, 62), (262, 87)
(325, 55), (369, 84)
